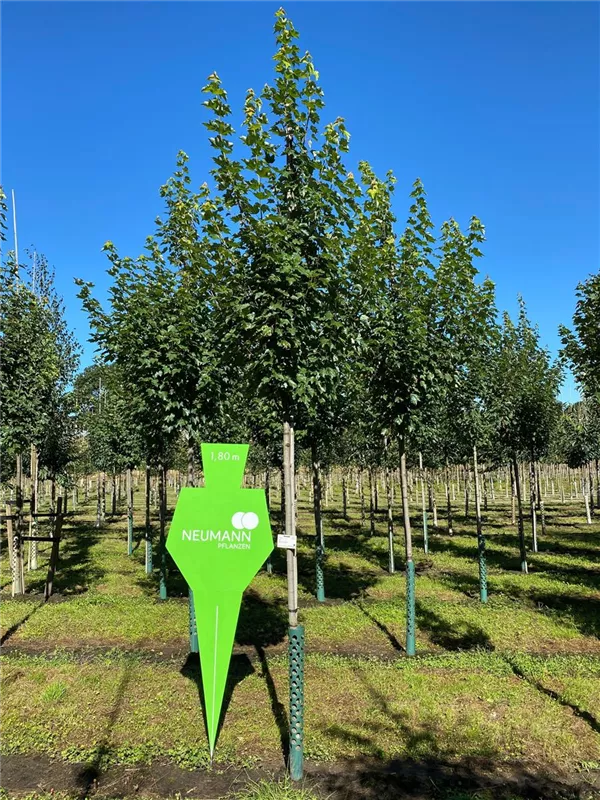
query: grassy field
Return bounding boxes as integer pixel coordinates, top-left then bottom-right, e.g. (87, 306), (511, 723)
(1, 475), (599, 799)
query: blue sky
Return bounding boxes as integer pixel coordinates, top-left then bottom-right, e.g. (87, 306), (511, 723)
(2, 1), (598, 401)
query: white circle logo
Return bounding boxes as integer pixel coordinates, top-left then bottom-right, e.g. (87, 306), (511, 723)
(231, 511), (259, 530)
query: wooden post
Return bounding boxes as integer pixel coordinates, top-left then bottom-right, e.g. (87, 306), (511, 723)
(44, 497), (64, 600)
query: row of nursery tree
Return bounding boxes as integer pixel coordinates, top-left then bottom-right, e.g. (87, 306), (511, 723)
(2, 9), (599, 580)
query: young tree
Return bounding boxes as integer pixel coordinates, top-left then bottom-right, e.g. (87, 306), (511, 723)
(490, 301), (563, 565)
(77, 153), (231, 598)
(560, 269), (600, 403)
(368, 174), (496, 653)
(201, 9), (362, 778)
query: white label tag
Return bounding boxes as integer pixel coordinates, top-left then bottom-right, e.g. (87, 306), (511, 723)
(277, 534), (297, 549)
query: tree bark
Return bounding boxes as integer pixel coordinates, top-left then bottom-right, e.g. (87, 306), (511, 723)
(473, 446), (487, 603)
(127, 467), (134, 556)
(368, 466), (375, 536)
(145, 465), (152, 574)
(44, 497), (64, 601)
(284, 422), (298, 627)
(512, 455), (528, 573)
(385, 441), (395, 574)
(529, 458), (538, 553)
(399, 439), (415, 656)
(158, 463), (167, 599)
(445, 461), (453, 536)
(29, 445), (39, 570)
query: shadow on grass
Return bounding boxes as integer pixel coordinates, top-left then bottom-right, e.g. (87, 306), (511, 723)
(315, 755), (593, 800)
(295, 547), (382, 601)
(75, 661), (134, 797)
(357, 602), (404, 652)
(516, 591), (600, 639)
(0, 600), (44, 645)
(180, 651), (255, 753)
(23, 519), (104, 596)
(255, 644), (289, 765)
(415, 600), (493, 651)
(507, 657), (600, 735)
(296, 521), (390, 573)
(236, 589), (288, 648)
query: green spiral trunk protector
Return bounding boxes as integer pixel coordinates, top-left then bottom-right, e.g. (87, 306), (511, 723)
(288, 625), (305, 780)
(166, 443), (273, 757)
(405, 560), (416, 656)
(478, 532), (488, 604)
(145, 531), (153, 574)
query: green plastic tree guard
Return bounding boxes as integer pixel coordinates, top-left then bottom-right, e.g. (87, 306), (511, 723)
(145, 531), (153, 574)
(406, 560), (416, 656)
(288, 624), (305, 781)
(478, 532), (488, 603)
(315, 543), (325, 603)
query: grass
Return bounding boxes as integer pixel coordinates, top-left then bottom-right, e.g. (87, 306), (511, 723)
(230, 778), (320, 800)
(1, 474), (599, 799)
(2, 650), (600, 772)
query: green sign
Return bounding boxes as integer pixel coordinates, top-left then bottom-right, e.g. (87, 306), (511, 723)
(166, 443), (273, 755)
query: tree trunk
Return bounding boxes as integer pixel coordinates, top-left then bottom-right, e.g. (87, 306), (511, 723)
(529, 458), (538, 553)
(44, 497), (64, 600)
(445, 461), (453, 536)
(145, 465), (152, 574)
(265, 463), (273, 575)
(158, 463), (167, 599)
(473, 447), (488, 603)
(399, 440), (415, 656)
(510, 461), (516, 524)
(360, 470), (366, 529)
(280, 466), (285, 535)
(127, 467), (134, 556)
(96, 472), (101, 527)
(101, 473), (106, 522)
(111, 471), (117, 516)
(482, 466), (488, 512)
(583, 472), (592, 524)
(536, 462), (547, 538)
(385, 444), (395, 574)
(29, 445), (39, 570)
(342, 472), (348, 521)
(187, 441), (195, 489)
(16, 453), (23, 511)
(368, 467), (375, 536)
(419, 454), (428, 554)
(283, 422), (299, 627)
(512, 455), (528, 573)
